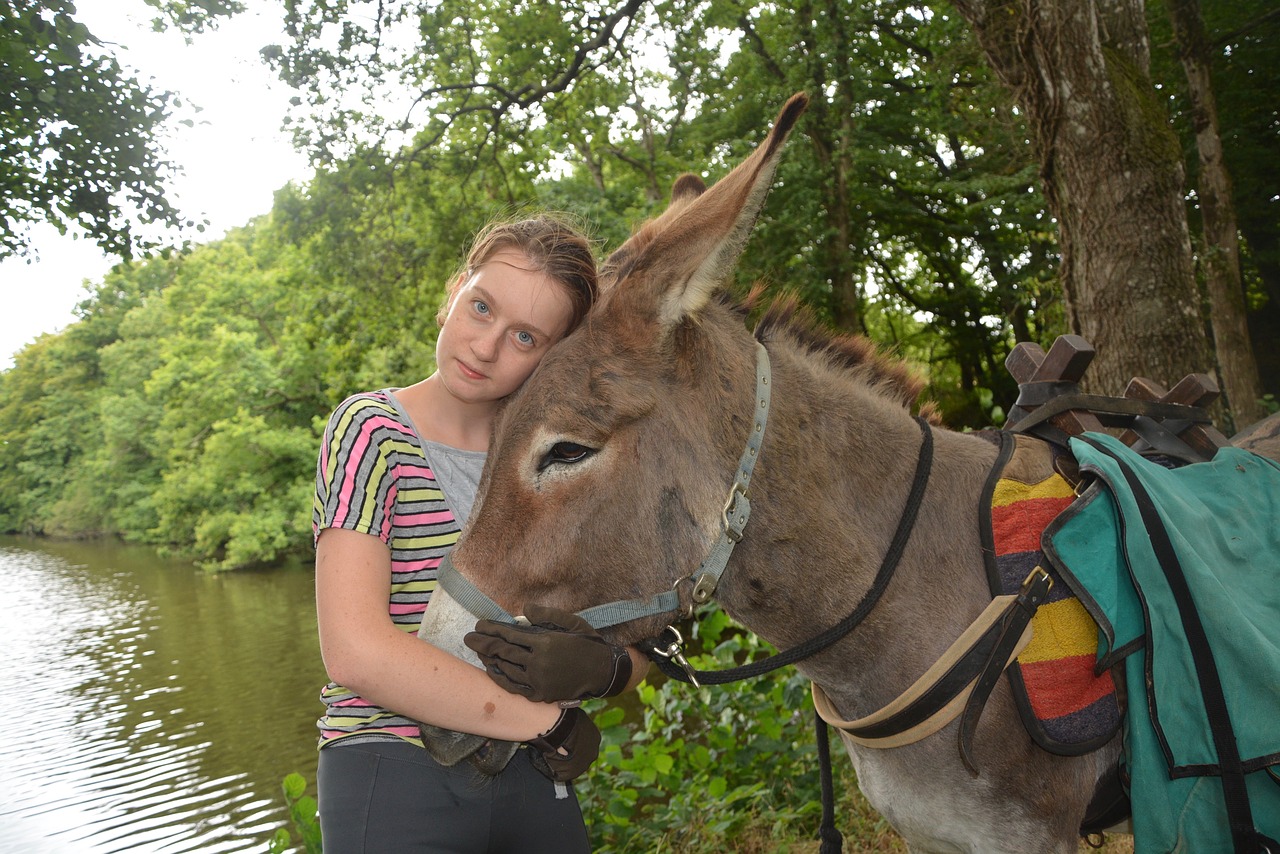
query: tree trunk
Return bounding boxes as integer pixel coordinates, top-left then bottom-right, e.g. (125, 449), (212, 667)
(800, 0), (866, 334)
(1242, 226), (1280, 407)
(1168, 0), (1264, 430)
(950, 0), (1214, 401)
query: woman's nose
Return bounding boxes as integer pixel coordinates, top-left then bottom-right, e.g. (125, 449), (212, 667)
(472, 327), (502, 361)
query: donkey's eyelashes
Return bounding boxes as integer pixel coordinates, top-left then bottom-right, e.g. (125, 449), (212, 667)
(537, 441), (596, 471)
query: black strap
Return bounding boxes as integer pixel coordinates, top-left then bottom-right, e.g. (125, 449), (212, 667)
(955, 568), (1052, 775)
(815, 713), (844, 854)
(645, 415), (933, 685)
(1080, 761), (1132, 837)
(1008, 388), (1215, 463)
(1075, 435), (1270, 853)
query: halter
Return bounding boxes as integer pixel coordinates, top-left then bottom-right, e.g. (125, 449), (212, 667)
(648, 413), (935, 687)
(434, 340), (773, 630)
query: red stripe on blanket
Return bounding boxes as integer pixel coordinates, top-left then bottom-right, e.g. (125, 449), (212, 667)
(992, 496), (1076, 555)
(1020, 653), (1116, 720)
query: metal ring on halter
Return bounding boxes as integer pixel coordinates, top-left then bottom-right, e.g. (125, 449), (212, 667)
(673, 577), (695, 621)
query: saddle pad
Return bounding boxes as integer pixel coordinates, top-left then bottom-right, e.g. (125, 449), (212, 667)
(1044, 433), (1280, 853)
(979, 431), (1121, 755)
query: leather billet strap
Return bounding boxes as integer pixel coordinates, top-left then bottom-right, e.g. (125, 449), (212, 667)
(811, 567), (1051, 764)
(435, 340), (772, 631)
(1011, 384), (1212, 431)
(1010, 384), (1216, 463)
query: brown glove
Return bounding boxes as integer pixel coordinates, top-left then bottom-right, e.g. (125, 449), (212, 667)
(527, 707), (601, 782)
(464, 604), (633, 703)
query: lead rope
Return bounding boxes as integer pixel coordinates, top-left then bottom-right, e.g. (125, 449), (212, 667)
(816, 713), (844, 854)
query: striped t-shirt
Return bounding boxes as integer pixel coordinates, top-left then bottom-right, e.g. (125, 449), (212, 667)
(312, 390), (474, 747)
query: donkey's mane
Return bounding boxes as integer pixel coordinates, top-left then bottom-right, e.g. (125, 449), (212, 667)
(749, 291), (928, 414)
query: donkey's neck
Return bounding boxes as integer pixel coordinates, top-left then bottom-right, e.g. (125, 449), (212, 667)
(713, 341), (1000, 715)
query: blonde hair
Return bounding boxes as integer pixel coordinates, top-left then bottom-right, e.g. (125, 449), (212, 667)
(438, 214), (599, 334)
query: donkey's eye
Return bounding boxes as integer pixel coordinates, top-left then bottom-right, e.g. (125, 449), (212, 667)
(539, 442), (595, 470)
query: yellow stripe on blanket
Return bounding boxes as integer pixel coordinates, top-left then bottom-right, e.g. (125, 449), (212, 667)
(992, 474), (1077, 507)
(1017, 596), (1099, 664)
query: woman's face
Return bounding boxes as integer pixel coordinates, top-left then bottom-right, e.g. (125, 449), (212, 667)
(435, 247), (575, 404)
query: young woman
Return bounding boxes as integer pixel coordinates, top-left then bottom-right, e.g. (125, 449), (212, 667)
(312, 215), (633, 853)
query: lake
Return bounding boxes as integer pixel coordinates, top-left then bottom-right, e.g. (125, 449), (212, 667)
(0, 535), (326, 853)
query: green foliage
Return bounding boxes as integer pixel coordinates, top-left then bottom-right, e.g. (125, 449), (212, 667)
(0, 0), (240, 260)
(576, 609), (893, 852)
(141, 0), (246, 33)
(3, 0), (1276, 566)
(269, 772), (321, 854)
(0, 215), (326, 567)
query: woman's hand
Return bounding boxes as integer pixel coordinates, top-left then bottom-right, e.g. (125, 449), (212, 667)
(526, 707), (602, 782)
(464, 604), (633, 703)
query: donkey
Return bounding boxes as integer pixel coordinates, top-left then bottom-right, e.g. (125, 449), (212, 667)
(423, 94), (1279, 852)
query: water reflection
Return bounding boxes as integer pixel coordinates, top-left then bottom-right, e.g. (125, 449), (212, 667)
(0, 536), (324, 852)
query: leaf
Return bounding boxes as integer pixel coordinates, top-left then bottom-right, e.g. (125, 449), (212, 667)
(282, 771), (306, 800)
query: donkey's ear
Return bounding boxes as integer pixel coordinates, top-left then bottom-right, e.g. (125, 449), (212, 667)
(607, 93), (808, 330)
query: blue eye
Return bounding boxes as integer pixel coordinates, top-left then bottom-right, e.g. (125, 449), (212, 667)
(473, 300), (490, 315)
(516, 330), (535, 346)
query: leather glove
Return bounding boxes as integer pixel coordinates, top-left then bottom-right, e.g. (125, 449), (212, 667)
(464, 604), (633, 703)
(527, 707), (601, 782)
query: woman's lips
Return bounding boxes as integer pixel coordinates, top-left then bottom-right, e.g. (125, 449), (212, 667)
(457, 359), (487, 380)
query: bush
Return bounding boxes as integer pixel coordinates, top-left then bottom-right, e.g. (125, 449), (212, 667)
(576, 608), (895, 852)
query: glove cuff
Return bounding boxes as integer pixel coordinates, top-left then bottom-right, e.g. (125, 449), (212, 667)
(528, 707), (579, 753)
(596, 644), (633, 698)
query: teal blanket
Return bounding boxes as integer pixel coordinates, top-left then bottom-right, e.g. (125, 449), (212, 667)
(1044, 433), (1280, 853)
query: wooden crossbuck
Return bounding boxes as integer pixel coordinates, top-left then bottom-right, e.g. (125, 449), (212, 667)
(1003, 334), (1228, 461)
(1118, 375), (1230, 459)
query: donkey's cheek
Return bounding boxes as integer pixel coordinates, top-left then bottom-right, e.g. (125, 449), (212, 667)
(656, 486), (703, 583)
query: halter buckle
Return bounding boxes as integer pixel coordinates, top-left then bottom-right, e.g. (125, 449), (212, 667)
(721, 482), (750, 544)
(691, 572), (717, 604)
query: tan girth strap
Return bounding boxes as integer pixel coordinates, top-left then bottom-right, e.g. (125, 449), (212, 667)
(812, 570), (1045, 749)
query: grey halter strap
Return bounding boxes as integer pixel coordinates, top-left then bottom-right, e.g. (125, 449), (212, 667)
(434, 340), (773, 630)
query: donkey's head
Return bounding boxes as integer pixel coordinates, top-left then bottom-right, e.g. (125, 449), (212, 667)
(451, 94), (809, 643)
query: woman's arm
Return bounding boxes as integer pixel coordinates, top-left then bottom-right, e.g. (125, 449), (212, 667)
(315, 526), (561, 741)
(624, 647), (650, 690)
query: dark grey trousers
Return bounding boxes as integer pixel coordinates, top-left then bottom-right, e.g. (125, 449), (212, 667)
(317, 740), (592, 853)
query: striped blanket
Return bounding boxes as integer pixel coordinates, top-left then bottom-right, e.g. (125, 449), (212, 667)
(978, 431), (1121, 754)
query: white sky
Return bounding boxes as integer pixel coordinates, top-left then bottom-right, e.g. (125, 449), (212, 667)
(0, 0), (311, 370)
